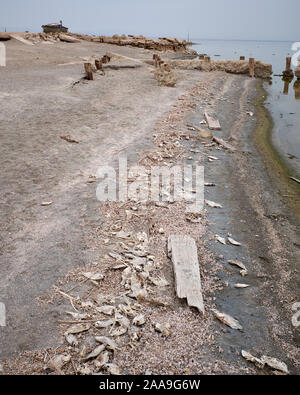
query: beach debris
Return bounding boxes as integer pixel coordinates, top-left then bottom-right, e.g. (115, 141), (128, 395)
(213, 309), (243, 330)
(260, 355), (289, 374)
(168, 235), (204, 313)
(84, 345), (106, 361)
(154, 66), (177, 87)
(246, 111), (254, 116)
(205, 200), (222, 208)
(290, 177), (300, 184)
(60, 135), (79, 144)
(205, 182), (216, 187)
(208, 155), (219, 161)
(94, 352), (110, 370)
(204, 112), (221, 130)
(234, 283), (250, 289)
(95, 336), (119, 351)
(59, 33), (81, 43)
(133, 314), (146, 326)
(96, 305), (115, 316)
(228, 260), (248, 276)
(83, 272), (104, 282)
(50, 354), (71, 370)
(242, 351), (289, 374)
(149, 275), (169, 287)
(41, 201), (53, 206)
(216, 235), (227, 245)
(66, 311), (90, 320)
(213, 137), (236, 151)
(241, 350), (264, 368)
(155, 322), (171, 337)
(228, 237), (241, 246)
(105, 363), (121, 375)
(66, 323), (91, 335)
(65, 333), (79, 346)
(95, 319), (115, 329)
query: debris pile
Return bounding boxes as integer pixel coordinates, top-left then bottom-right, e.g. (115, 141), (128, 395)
(90, 34), (192, 53)
(167, 59), (273, 79)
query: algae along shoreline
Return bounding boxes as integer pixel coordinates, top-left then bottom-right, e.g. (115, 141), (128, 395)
(254, 80), (300, 221)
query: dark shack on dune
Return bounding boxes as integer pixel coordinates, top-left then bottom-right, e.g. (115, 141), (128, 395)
(42, 21), (68, 33)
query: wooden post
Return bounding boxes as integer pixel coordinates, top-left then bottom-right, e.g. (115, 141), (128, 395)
(249, 58), (255, 77)
(286, 56), (292, 72)
(204, 56), (211, 63)
(199, 54), (205, 60)
(240, 56), (245, 61)
(95, 59), (103, 70)
(283, 56), (294, 78)
(84, 63), (94, 80)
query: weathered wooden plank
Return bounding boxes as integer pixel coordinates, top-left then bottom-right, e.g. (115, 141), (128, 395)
(168, 235), (204, 313)
(204, 112), (221, 130)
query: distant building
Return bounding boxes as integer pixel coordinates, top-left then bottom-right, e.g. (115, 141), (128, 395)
(42, 21), (68, 33)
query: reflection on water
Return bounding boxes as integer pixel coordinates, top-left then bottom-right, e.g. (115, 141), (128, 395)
(282, 77), (293, 95)
(293, 80), (300, 100)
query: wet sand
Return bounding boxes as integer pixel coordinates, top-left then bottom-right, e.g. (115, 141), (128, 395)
(0, 38), (299, 374)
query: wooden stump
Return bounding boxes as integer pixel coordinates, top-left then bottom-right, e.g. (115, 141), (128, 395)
(199, 54), (205, 60)
(240, 56), (245, 61)
(84, 63), (94, 80)
(204, 56), (211, 63)
(283, 56), (294, 78)
(95, 59), (103, 70)
(249, 58), (255, 77)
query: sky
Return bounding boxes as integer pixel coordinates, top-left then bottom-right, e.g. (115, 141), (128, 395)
(0, 0), (299, 41)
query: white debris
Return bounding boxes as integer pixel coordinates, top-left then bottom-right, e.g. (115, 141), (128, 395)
(212, 309), (243, 330)
(133, 314), (146, 326)
(228, 237), (242, 246)
(205, 200), (222, 208)
(155, 322), (171, 337)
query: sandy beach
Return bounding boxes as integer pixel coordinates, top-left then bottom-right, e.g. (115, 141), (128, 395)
(0, 36), (299, 375)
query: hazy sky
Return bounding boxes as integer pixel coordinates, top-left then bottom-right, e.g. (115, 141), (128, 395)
(1, 0), (299, 41)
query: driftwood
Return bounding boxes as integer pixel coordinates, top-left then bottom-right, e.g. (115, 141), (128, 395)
(204, 112), (221, 130)
(213, 136), (236, 151)
(59, 34), (80, 43)
(168, 235), (204, 314)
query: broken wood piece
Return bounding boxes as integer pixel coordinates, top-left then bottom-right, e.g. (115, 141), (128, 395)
(168, 235), (204, 314)
(204, 112), (221, 130)
(213, 136), (236, 151)
(60, 135), (79, 144)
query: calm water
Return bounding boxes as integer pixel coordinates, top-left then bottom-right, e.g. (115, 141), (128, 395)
(192, 39), (300, 178)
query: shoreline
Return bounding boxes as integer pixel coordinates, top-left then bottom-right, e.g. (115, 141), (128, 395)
(253, 80), (300, 221)
(0, 40), (298, 374)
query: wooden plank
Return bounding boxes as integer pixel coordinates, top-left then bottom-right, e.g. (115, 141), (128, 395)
(204, 112), (221, 130)
(168, 235), (204, 314)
